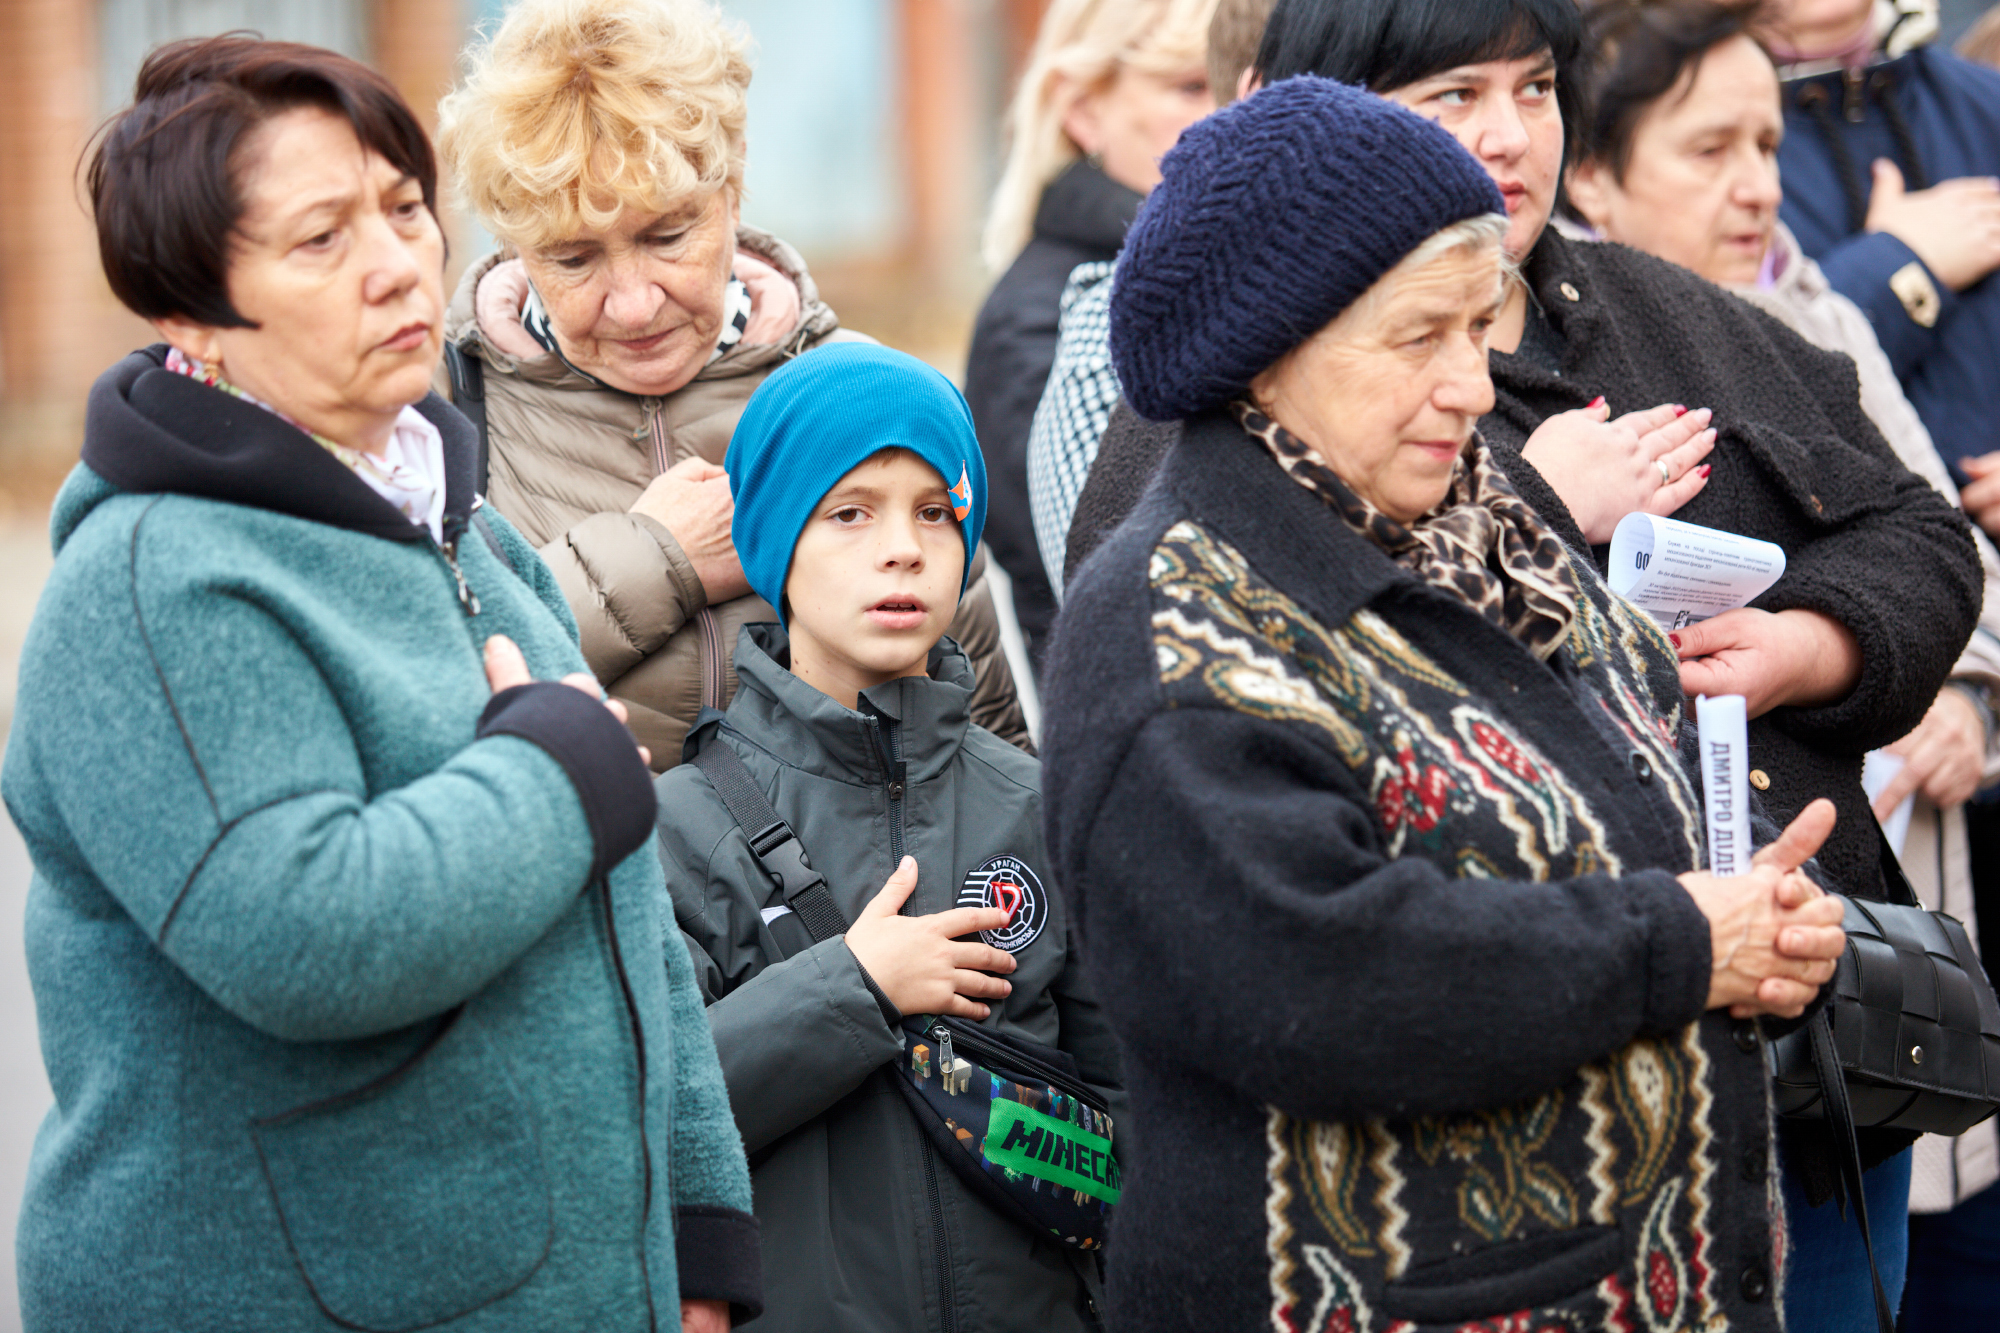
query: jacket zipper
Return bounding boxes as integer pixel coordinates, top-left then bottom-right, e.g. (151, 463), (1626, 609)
(435, 514), (481, 618)
(863, 702), (943, 1324)
(645, 401), (671, 473)
(919, 1124), (958, 1333)
(929, 1019), (1106, 1110)
(892, 708), (951, 1331)
(697, 608), (725, 709)
(437, 513), (652, 1319)
(863, 709), (908, 863)
(647, 400), (728, 712)
(1843, 64), (1866, 122)
(599, 877), (657, 1330)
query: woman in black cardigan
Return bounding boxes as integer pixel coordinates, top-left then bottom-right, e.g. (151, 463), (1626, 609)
(1043, 75), (1849, 1333)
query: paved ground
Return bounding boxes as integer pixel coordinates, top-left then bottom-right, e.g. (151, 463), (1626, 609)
(0, 518), (55, 1333)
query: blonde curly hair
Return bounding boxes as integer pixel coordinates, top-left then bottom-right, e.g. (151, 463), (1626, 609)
(982, 0), (1218, 270)
(438, 0), (751, 250)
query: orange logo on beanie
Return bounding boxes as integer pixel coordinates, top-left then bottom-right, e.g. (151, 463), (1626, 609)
(950, 464), (973, 521)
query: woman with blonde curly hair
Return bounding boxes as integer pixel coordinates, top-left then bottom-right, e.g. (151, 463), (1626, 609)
(966, 0), (1218, 669)
(436, 0), (1027, 769)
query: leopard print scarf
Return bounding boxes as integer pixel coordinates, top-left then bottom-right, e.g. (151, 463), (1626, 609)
(1233, 402), (1579, 660)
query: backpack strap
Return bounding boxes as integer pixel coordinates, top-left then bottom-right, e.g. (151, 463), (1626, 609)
(443, 340), (490, 496)
(469, 508), (513, 573)
(691, 734), (850, 945)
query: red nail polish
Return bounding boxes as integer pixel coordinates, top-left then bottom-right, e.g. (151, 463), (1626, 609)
(1589, 395), (1606, 409)
(1669, 633), (1683, 649)
(1674, 405), (1688, 417)
(1699, 464), (1712, 477)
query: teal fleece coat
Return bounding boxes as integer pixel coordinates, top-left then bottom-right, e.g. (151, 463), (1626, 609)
(2, 348), (757, 1332)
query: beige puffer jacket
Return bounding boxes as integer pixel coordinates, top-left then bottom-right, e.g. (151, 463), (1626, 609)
(437, 228), (1030, 770)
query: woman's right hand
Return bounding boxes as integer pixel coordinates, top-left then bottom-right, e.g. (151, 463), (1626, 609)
(629, 456), (753, 605)
(843, 856), (1018, 1019)
(483, 634), (650, 767)
(1678, 798), (1846, 1019)
(1519, 400), (1716, 543)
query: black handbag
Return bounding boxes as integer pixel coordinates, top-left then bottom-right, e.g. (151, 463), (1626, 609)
(898, 1015), (1118, 1249)
(1768, 895), (2000, 1136)
(1766, 831), (2000, 1333)
(690, 732), (1119, 1249)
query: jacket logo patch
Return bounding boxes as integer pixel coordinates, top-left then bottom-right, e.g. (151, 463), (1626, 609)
(957, 855), (1046, 953)
(950, 464), (973, 522)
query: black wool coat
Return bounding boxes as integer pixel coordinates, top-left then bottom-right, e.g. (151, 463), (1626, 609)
(966, 161), (1142, 653)
(1062, 231), (1981, 899)
(1479, 230), (1980, 899)
(1042, 412), (1784, 1333)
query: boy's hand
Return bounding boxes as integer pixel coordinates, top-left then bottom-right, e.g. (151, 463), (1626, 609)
(844, 856), (1016, 1019)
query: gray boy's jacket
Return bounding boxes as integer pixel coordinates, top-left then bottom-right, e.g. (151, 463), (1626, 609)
(656, 624), (1123, 1333)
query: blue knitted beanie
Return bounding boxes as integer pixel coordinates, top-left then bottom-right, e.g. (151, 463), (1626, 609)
(1109, 76), (1507, 422)
(725, 343), (987, 616)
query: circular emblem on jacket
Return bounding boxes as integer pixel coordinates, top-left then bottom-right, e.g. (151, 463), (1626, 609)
(957, 855), (1047, 953)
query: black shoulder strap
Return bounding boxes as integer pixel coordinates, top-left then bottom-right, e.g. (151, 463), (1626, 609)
(691, 735), (851, 945)
(469, 509), (513, 573)
(1809, 1012), (1897, 1333)
(443, 340), (489, 496)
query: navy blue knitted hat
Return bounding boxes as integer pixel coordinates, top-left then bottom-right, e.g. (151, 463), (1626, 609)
(725, 343), (986, 617)
(1109, 76), (1507, 422)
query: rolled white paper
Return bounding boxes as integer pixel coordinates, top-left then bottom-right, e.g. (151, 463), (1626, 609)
(1608, 513), (1786, 633)
(1861, 750), (1915, 858)
(1697, 693), (1751, 876)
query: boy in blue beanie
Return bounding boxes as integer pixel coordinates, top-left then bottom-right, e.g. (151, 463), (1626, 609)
(653, 344), (1122, 1333)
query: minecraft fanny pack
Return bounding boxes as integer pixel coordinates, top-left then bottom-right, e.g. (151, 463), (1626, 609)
(687, 729), (1119, 1251)
(897, 1015), (1118, 1251)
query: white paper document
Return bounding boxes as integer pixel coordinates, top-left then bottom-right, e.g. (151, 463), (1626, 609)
(1696, 694), (1751, 876)
(1861, 750), (1915, 857)
(1608, 514), (1787, 632)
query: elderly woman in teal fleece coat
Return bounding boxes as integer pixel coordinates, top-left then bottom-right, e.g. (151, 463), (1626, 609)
(1, 37), (757, 1333)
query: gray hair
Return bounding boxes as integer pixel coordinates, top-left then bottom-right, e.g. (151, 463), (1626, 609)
(1334, 213), (1515, 331)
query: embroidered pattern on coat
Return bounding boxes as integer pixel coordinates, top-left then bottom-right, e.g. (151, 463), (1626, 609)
(1146, 519), (1725, 1332)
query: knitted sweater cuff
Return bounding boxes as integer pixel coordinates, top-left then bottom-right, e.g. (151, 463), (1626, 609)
(1629, 868), (1713, 1034)
(477, 682), (656, 880)
(675, 1205), (763, 1323)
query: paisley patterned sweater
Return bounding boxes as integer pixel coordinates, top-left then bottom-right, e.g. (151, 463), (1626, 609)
(1041, 411), (1788, 1333)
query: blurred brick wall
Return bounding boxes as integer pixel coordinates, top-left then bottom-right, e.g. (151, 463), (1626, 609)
(0, 0), (468, 516)
(0, 0), (151, 514)
(0, 0), (1053, 511)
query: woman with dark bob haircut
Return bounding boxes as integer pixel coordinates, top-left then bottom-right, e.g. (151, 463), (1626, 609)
(3, 37), (757, 1332)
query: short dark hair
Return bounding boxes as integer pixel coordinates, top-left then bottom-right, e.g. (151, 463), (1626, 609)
(86, 35), (437, 329)
(1575, 1), (1766, 184)
(1251, 0), (1588, 168)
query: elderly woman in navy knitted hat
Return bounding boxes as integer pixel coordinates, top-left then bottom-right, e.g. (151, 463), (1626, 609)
(1039, 76), (1847, 1333)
